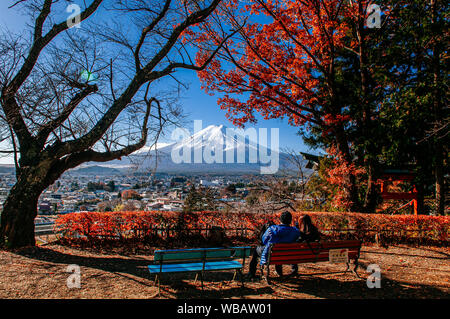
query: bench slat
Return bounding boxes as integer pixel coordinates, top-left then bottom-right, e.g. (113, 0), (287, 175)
(271, 248), (359, 256)
(270, 248), (359, 256)
(155, 250), (232, 261)
(148, 260), (243, 274)
(232, 248), (251, 258)
(320, 241), (362, 248)
(272, 240), (361, 251)
(271, 243), (322, 250)
(270, 252), (359, 263)
(154, 252), (203, 261)
(270, 255), (318, 262)
(154, 247), (251, 261)
(270, 250), (323, 257)
(155, 246), (251, 253)
(270, 257), (329, 265)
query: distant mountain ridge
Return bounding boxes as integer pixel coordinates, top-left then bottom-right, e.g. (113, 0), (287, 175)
(72, 125), (310, 175)
(67, 165), (122, 176)
(0, 165), (15, 174)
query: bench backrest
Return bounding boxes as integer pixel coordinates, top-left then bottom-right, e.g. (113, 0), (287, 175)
(268, 240), (361, 265)
(153, 246), (251, 264)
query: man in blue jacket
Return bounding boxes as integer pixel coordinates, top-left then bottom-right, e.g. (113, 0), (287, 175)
(248, 211), (300, 279)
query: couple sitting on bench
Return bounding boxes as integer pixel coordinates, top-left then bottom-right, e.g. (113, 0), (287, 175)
(248, 211), (320, 279)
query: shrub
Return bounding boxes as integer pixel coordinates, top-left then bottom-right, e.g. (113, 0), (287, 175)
(54, 210), (449, 247)
(293, 212), (449, 246)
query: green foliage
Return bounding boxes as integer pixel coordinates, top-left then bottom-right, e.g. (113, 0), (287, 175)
(105, 181), (115, 192)
(183, 185), (217, 213)
(70, 182), (80, 191)
(303, 157), (340, 211)
(298, 0), (448, 213)
(245, 194), (259, 207)
(224, 184), (236, 194)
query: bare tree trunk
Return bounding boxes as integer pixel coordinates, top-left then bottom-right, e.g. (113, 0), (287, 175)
(357, 1), (377, 213)
(434, 142), (445, 215)
(0, 176), (42, 248)
(0, 0), (227, 248)
(431, 0), (445, 215)
(335, 126), (360, 212)
(364, 167), (378, 213)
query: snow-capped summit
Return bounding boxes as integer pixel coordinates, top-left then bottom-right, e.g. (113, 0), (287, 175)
(169, 124), (261, 160)
(76, 123), (302, 174)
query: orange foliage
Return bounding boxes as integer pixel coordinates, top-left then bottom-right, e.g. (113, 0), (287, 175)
(55, 210), (449, 246)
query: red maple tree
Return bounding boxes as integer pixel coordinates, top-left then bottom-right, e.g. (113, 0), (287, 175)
(194, 0), (383, 211)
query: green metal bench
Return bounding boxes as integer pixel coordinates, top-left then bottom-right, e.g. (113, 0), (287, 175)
(148, 246), (251, 292)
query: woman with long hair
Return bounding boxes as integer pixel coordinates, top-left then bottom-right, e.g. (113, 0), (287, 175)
(297, 214), (321, 243)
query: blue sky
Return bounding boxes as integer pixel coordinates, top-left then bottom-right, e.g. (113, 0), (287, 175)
(0, 1), (318, 164)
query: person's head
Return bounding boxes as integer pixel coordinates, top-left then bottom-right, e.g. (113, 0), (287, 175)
(207, 226), (226, 246)
(299, 214), (314, 233)
(280, 211), (293, 225)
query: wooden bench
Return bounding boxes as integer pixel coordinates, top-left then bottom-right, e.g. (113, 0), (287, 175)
(261, 240), (362, 283)
(148, 246), (251, 292)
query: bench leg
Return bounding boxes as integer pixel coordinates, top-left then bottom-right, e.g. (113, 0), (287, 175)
(200, 271), (204, 291)
(345, 262), (351, 273)
(259, 265), (263, 279)
(264, 265), (271, 285)
(194, 272), (199, 284)
(232, 270), (237, 282)
(158, 277), (161, 295)
(154, 274), (161, 295)
(344, 260), (360, 278)
(238, 269), (244, 288)
(352, 259), (361, 278)
(194, 272), (204, 290)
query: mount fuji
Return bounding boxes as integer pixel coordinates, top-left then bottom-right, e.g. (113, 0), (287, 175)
(72, 125), (307, 175)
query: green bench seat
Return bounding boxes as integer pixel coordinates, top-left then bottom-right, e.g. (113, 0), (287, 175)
(148, 246), (251, 293)
(148, 260), (243, 273)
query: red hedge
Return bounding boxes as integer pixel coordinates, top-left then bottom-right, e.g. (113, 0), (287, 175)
(54, 211), (449, 246)
(294, 212), (449, 246)
(54, 211), (259, 242)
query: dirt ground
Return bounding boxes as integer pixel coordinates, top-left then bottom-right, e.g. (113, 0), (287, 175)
(0, 243), (448, 299)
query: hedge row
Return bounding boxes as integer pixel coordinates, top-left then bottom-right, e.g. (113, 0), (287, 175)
(54, 211), (259, 243)
(54, 210), (449, 247)
(302, 211), (449, 246)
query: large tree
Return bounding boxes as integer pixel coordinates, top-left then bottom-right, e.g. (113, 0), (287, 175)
(196, 0), (388, 211)
(375, 0), (449, 215)
(196, 0), (448, 213)
(0, 0), (237, 248)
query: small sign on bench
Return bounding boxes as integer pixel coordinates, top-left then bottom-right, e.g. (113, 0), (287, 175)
(329, 249), (349, 263)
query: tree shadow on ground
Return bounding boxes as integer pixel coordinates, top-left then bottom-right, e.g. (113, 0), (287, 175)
(13, 246), (153, 284)
(163, 278), (275, 299)
(265, 259), (449, 299)
(11, 246), (449, 299)
(361, 247), (450, 260)
(156, 266), (449, 299)
(12, 245), (272, 298)
(267, 274), (449, 299)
